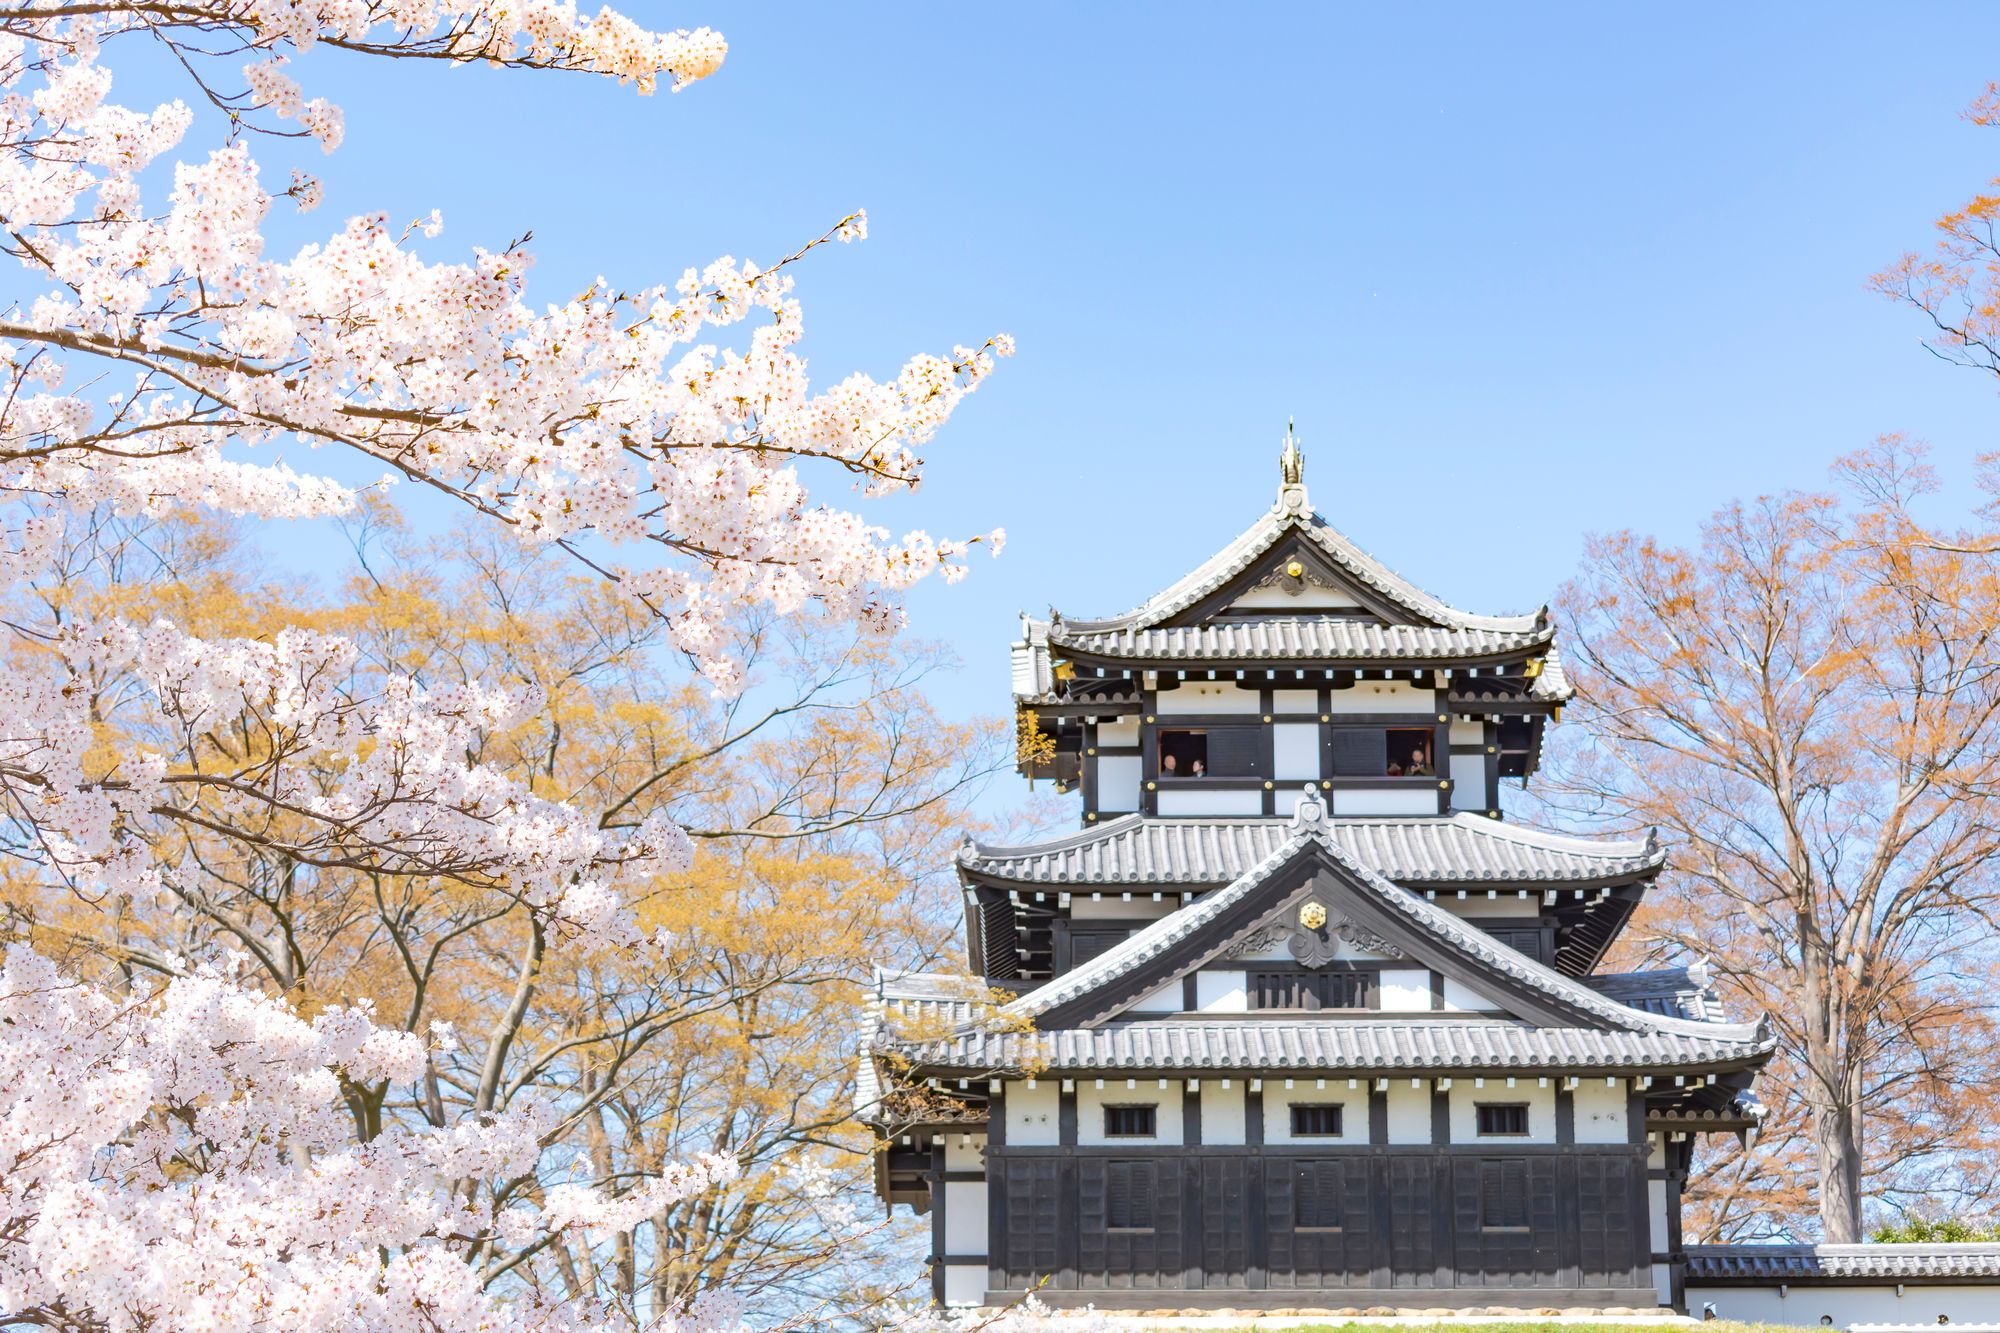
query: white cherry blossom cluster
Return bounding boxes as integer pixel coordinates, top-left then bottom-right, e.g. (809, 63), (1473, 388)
(0, 945), (745, 1331)
(1, 7), (1007, 694)
(4, 613), (692, 948)
(0, 3), (1010, 1326)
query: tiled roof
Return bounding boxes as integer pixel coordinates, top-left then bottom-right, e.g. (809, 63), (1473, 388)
(1584, 966), (1724, 1023)
(1044, 619), (1552, 664)
(905, 1020), (1769, 1074)
(997, 794), (1767, 1046)
(1059, 491), (1544, 636)
(1685, 1243), (2000, 1281)
(959, 813), (1663, 888)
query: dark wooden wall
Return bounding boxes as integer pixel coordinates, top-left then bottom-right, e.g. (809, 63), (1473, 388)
(986, 1145), (1650, 1298)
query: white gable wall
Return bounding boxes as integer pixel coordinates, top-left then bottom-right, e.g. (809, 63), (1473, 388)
(1378, 969), (1433, 1011)
(1194, 970), (1247, 1013)
(1441, 977), (1503, 1012)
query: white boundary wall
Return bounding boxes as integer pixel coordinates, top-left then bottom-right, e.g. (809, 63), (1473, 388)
(1688, 1282), (2000, 1327)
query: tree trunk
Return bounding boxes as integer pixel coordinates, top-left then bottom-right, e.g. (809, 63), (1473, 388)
(1814, 1094), (1864, 1241)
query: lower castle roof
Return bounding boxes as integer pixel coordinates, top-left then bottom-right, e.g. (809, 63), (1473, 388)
(960, 813), (1663, 889)
(899, 1019), (1771, 1076)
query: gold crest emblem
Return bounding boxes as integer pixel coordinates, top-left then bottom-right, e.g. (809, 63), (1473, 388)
(1299, 902), (1327, 931)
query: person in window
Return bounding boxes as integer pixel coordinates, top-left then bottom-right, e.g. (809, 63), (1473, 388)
(1386, 758), (1404, 776)
(1404, 746), (1433, 777)
(1161, 753), (1179, 778)
(1190, 758), (1206, 778)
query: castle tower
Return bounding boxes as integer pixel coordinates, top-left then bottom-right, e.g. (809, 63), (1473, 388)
(862, 435), (1771, 1313)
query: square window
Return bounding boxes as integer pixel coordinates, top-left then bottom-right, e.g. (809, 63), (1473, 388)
(1103, 1104), (1157, 1138)
(1290, 1103), (1343, 1137)
(1385, 728), (1434, 777)
(1476, 1103), (1529, 1136)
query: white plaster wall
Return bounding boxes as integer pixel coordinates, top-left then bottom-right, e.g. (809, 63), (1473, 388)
(1097, 755), (1140, 812)
(1572, 1079), (1629, 1144)
(1263, 1082), (1362, 1144)
(1332, 788), (1436, 816)
(1271, 688), (1320, 713)
(1437, 892), (1542, 916)
(1328, 680), (1437, 714)
(1273, 723), (1320, 780)
(1441, 976), (1502, 1012)
(1449, 752), (1487, 810)
(1005, 1081), (1060, 1145)
(1378, 968), (1433, 1011)
(1076, 1080), (1184, 1146)
(1686, 1282), (2000, 1327)
(943, 1136), (986, 1170)
(1199, 1080), (1246, 1144)
(1096, 717), (1139, 747)
(1647, 1178), (1669, 1249)
(1227, 586), (1365, 612)
(1069, 897), (1170, 920)
(1386, 1079), (1432, 1145)
(943, 1181), (987, 1253)
(1158, 788), (1264, 816)
(1449, 718), (1487, 745)
(1195, 969), (1246, 1013)
(1128, 979), (1181, 1013)
(1448, 1080), (1556, 1145)
(1157, 682), (1260, 713)
(942, 1265), (987, 1307)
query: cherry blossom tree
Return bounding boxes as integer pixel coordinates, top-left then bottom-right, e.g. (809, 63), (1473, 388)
(0, 4), (1010, 1328)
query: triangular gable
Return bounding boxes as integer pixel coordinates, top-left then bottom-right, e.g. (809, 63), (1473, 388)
(1053, 485), (1544, 636)
(1005, 790), (1768, 1045)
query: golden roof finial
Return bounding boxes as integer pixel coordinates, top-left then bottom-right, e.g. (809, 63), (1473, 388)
(1279, 418), (1305, 487)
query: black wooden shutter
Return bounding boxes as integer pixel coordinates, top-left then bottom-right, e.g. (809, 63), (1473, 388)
(1295, 1162), (1342, 1228)
(1329, 728), (1387, 777)
(1107, 1161), (1154, 1229)
(1205, 725), (1265, 777)
(1480, 1159), (1529, 1229)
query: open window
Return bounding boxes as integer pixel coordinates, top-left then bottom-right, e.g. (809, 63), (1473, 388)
(1157, 726), (1264, 779)
(1328, 726), (1437, 778)
(1156, 728), (1207, 779)
(1384, 728), (1435, 777)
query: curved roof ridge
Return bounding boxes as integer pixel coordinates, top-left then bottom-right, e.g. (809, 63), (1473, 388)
(957, 812), (1147, 863)
(1050, 503), (1544, 635)
(1447, 811), (1658, 861)
(997, 817), (1765, 1046)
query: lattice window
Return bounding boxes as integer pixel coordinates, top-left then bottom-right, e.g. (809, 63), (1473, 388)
(1102, 1104), (1157, 1138)
(1250, 969), (1372, 1010)
(1289, 1103), (1344, 1137)
(1476, 1102), (1530, 1136)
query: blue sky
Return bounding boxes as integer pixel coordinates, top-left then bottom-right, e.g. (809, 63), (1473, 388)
(266, 3), (2000, 729)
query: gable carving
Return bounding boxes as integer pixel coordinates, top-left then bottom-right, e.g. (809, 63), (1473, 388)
(1286, 900), (1404, 967)
(1222, 924), (1290, 959)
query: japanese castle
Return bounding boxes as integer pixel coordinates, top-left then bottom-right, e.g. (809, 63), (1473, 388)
(861, 436), (1775, 1313)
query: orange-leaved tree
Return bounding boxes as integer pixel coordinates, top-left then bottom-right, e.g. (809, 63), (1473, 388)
(1550, 440), (2000, 1242)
